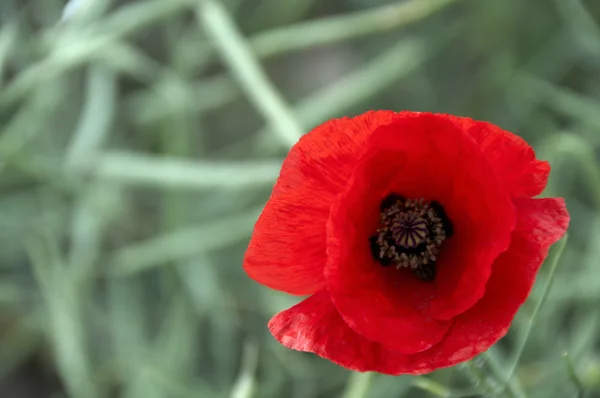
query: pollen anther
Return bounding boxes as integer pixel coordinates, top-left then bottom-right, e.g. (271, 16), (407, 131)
(370, 194), (453, 281)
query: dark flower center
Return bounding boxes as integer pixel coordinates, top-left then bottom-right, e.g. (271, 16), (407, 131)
(369, 194), (454, 282)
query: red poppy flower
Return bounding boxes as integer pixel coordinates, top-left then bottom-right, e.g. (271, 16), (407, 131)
(243, 111), (569, 375)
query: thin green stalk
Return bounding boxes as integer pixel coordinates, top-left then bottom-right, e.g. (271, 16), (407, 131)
(94, 152), (282, 190)
(0, 21), (17, 88)
(507, 235), (569, 380)
(230, 342), (259, 398)
(412, 377), (452, 397)
(109, 208), (262, 275)
(462, 358), (503, 397)
(65, 66), (116, 170)
(563, 352), (586, 398)
(340, 372), (373, 398)
(26, 232), (99, 398)
(481, 351), (527, 398)
(196, 0), (304, 147)
(249, 0), (461, 59)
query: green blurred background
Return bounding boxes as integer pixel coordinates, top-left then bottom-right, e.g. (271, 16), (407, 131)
(0, 0), (598, 397)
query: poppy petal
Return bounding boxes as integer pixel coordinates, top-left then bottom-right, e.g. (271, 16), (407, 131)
(270, 199), (568, 375)
(326, 113), (516, 354)
(450, 115), (550, 198)
(244, 111), (397, 295)
(268, 290), (425, 374)
(393, 197), (571, 368)
(269, 290), (450, 375)
(435, 197), (570, 356)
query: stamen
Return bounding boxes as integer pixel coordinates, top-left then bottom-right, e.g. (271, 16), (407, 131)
(369, 194), (454, 281)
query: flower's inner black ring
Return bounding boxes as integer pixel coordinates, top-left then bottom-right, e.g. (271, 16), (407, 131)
(369, 194), (454, 281)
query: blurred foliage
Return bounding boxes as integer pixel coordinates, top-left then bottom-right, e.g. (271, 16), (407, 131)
(0, 0), (599, 397)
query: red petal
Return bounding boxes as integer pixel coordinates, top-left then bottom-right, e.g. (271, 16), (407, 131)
(449, 115), (550, 198)
(401, 197), (571, 368)
(270, 199), (568, 374)
(268, 290), (434, 375)
(439, 198), (570, 353)
(244, 111), (397, 295)
(325, 114), (516, 354)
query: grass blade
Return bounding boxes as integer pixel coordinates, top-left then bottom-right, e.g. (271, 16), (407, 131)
(340, 372), (373, 398)
(563, 352), (586, 398)
(196, 0), (304, 147)
(507, 234), (569, 380)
